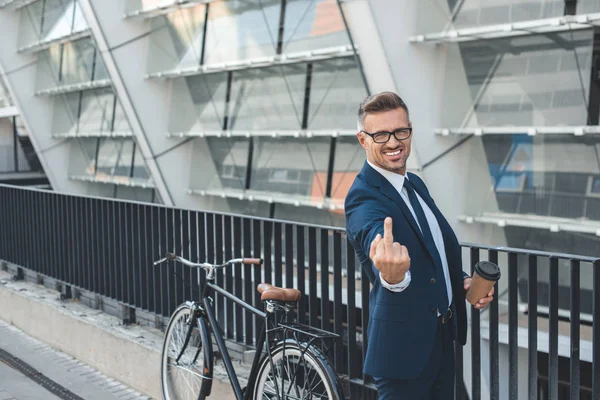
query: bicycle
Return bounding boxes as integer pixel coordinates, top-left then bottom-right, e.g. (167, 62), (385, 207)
(154, 252), (346, 400)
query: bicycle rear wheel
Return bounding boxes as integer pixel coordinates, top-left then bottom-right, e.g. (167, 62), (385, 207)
(161, 303), (211, 400)
(252, 341), (344, 400)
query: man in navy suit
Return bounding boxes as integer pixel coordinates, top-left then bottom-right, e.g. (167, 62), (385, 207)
(345, 92), (495, 399)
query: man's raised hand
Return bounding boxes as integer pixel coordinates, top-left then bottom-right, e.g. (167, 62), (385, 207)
(369, 217), (410, 284)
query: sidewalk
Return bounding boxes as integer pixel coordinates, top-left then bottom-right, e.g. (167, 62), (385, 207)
(0, 319), (148, 400)
(0, 268), (239, 399)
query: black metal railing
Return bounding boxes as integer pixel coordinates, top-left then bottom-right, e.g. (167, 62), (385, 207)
(0, 184), (598, 399)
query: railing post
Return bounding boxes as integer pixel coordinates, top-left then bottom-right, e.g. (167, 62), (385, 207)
(528, 255), (538, 400)
(470, 247), (481, 400)
(593, 259), (600, 400)
(548, 257), (559, 400)
(12, 266), (24, 281)
(570, 259), (581, 400)
(121, 304), (136, 326)
(508, 252), (519, 400)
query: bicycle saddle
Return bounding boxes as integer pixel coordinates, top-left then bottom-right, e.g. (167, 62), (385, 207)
(257, 283), (301, 302)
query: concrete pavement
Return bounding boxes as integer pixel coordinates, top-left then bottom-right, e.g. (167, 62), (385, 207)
(0, 319), (149, 400)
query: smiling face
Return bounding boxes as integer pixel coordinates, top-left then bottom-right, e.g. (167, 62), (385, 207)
(357, 107), (412, 175)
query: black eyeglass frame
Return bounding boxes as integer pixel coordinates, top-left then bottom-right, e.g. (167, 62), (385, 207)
(360, 127), (413, 143)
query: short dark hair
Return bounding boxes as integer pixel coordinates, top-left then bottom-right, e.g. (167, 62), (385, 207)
(357, 91), (410, 130)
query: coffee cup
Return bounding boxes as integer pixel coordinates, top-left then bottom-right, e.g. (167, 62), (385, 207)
(466, 261), (501, 306)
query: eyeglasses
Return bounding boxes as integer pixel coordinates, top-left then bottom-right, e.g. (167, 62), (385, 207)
(361, 127), (412, 144)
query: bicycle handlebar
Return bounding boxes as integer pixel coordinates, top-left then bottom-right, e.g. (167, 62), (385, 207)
(153, 253), (263, 269)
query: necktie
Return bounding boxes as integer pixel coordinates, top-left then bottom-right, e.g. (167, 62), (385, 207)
(403, 179), (449, 314)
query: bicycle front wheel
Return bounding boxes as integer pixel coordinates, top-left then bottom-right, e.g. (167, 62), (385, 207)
(161, 303), (211, 400)
(253, 341), (344, 400)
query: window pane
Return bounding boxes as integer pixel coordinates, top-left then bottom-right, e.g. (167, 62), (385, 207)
(78, 88), (115, 133)
(112, 100), (130, 133)
(18, 1), (44, 47)
(131, 142), (151, 180)
(203, 0), (280, 64)
(190, 137), (250, 190)
(60, 38), (95, 85)
(68, 137), (97, 176)
(282, 0), (348, 54)
(228, 66), (305, 130)
(169, 73), (228, 134)
(114, 140), (134, 177)
(577, 0), (600, 13)
(0, 77), (13, 107)
(93, 53), (110, 81)
(51, 92), (80, 135)
(147, 5), (207, 74)
(472, 135), (600, 221)
(450, 0), (564, 28)
(95, 138), (120, 177)
(250, 137), (330, 201)
(114, 186), (155, 203)
(42, 0), (78, 42)
(445, 30), (593, 128)
(307, 58), (367, 129)
(331, 137), (364, 207)
(35, 45), (63, 91)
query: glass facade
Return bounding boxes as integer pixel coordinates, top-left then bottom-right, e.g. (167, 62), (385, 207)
(431, 0), (600, 256)
(18, 0), (87, 49)
(17, 0), (156, 202)
(0, 79), (12, 108)
(155, 0), (367, 224)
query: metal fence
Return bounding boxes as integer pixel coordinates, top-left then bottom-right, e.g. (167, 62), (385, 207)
(0, 184), (599, 399)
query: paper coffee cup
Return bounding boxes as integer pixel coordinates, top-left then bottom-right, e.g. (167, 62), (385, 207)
(466, 261), (501, 306)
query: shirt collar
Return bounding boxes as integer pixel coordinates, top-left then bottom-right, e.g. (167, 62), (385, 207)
(366, 159), (408, 191)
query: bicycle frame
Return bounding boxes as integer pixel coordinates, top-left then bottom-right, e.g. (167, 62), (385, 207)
(197, 278), (268, 400)
(160, 254), (341, 400)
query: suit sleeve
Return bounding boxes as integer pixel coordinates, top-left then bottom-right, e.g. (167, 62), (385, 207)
(345, 185), (387, 285)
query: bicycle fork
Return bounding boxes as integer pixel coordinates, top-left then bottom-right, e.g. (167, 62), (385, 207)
(176, 301), (214, 398)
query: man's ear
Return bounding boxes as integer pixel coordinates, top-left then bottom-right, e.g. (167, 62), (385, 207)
(357, 132), (368, 149)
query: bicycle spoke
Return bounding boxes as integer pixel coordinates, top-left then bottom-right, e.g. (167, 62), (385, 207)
(162, 307), (207, 400)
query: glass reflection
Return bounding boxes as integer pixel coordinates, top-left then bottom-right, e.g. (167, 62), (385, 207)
(78, 89), (116, 134)
(0, 79), (12, 107)
(479, 134), (600, 221)
(203, 0), (280, 64)
(250, 137), (330, 200)
(448, 0), (564, 28)
(228, 66), (305, 131)
(331, 137), (364, 207)
(448, 30), (593, 128)
(169, 73), (229, 134)
(201, 137), (250, 190)
(147, 5), (207, 74)
(19, 0), (87, 48)
(36, 37), (106, 91)
(308, 57), (367, 129)
(283, 0), (348, 53)
(60, 38), (95, 85)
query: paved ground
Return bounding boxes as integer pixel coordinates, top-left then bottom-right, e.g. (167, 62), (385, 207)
(0, 361), (61, 400)
(0, 320), (150, 400)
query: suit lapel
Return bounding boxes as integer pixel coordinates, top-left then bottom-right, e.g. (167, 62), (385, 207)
(360, 163), (428, 254)
(408, 173), (461, 279)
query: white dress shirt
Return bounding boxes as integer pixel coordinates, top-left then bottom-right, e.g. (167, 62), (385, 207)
(367, 160), (453, 308)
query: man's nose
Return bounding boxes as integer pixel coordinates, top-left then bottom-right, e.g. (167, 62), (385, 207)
(387, 133), (401, 147)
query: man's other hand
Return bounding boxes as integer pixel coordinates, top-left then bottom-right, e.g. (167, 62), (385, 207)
(463, 277), (495, 310)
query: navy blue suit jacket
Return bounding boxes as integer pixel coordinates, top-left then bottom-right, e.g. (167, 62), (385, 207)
(345, 162), (467, 379)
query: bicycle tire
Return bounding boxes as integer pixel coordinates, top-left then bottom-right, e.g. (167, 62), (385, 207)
(161, 303), (213, 400)
(252, 341), (344, 400)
